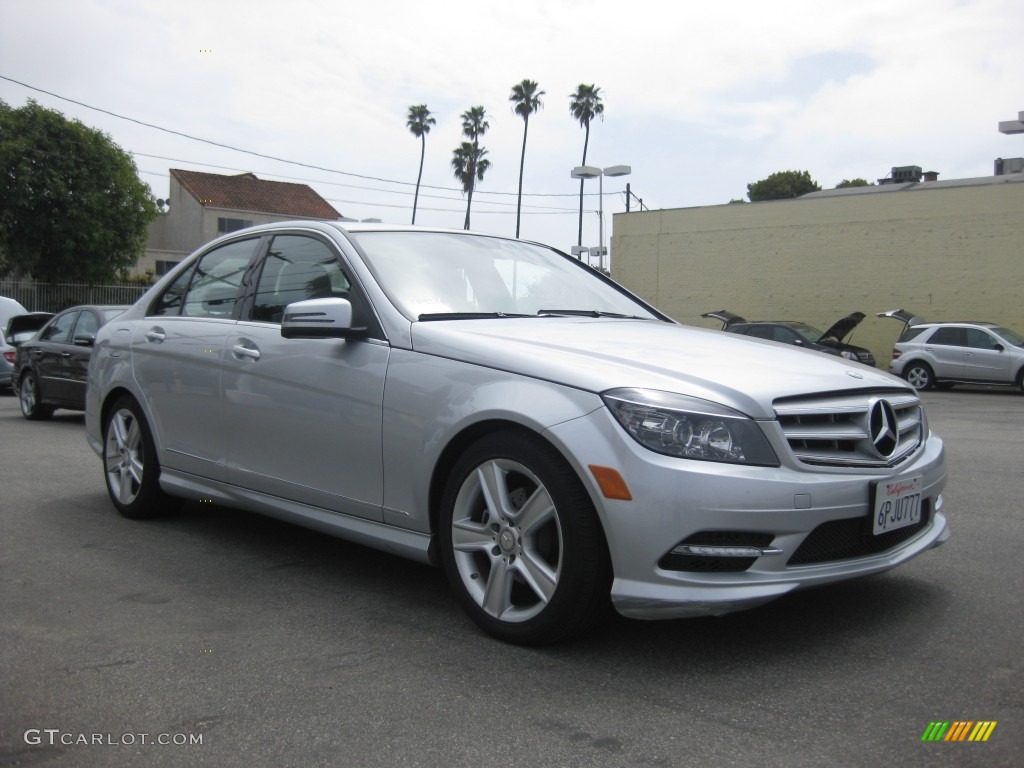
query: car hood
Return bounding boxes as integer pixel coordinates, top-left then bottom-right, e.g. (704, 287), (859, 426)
(410, 318), (904, 420)
(819, 312), (865, 343)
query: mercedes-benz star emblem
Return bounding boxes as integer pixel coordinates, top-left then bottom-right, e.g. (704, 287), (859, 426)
(869, 399), (899, 459)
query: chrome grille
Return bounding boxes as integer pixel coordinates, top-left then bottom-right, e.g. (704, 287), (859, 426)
(774, 390), (923, 468)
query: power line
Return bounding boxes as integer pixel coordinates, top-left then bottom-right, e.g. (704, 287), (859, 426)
(1, 74), (602, 201)
(135, 159), (583, 211)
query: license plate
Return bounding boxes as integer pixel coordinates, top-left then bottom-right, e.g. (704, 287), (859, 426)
(873, 475), (923, 535)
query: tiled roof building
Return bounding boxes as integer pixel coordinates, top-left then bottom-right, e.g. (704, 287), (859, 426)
(139, 169), (342, 277)
(169, 169), (341, 220)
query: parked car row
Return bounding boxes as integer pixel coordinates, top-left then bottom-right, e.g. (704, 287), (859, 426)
(700, 307), (1024, 392)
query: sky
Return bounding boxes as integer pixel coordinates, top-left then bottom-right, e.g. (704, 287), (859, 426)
(1, 0), (1022, 261)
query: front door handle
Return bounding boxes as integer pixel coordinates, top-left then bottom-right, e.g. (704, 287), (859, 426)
(232, 344), (260, 361)
(145, 328), (166, 343)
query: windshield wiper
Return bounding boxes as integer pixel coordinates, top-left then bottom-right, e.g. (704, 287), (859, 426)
(537, 309), (646, 319)
(418, 312), (535, 321)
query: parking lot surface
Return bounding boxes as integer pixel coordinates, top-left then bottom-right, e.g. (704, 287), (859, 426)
(1, 388), (1021, 767)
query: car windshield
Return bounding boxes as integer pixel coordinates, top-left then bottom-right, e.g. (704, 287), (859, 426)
(347, 231), (658, 321)
(992, 326), (1024, 346)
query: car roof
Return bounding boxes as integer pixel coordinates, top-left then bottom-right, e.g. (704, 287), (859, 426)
(917, 320), (998, 327)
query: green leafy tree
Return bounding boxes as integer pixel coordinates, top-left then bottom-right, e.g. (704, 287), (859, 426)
(746, 170), (821, 201)
(456, 106), (490, 229)
(835, 178), (873, 188)
(406, 104), (435, 225)
(510, 79), (544, 238)
(569, 84), (604, 246)
(451, 142), (490, 229)
(0, 99), (157, 283)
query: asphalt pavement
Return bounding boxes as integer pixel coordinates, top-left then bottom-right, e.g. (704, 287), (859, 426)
(1, 388), (1021, 767)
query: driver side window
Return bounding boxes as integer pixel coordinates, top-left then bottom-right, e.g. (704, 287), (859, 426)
(251, 235), (353, 324)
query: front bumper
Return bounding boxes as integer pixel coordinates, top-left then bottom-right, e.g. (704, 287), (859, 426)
(545, 407), (949, 620)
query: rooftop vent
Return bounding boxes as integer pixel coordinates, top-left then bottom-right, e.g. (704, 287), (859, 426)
(995, 157), (1024, 176)
(878, 165), (923, 185)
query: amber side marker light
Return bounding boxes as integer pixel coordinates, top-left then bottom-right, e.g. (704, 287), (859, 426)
(588, 465), (633, 500)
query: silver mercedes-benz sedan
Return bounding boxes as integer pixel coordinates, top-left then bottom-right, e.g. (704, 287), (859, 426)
(85, 222), (949, 644)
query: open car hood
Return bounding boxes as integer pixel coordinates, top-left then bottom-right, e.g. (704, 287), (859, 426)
(4, 312), (54, 346)
(819, 311), (866, 343)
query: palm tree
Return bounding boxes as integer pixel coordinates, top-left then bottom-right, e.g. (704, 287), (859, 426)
(569, 84), (604, 247)
(451, 142), (490, 229)
(406, 104), (435, 225)
(509, 79), (544, 238)
(457, 106), (490, 229)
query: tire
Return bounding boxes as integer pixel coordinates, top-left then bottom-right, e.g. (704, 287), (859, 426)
(1016, 368), (1024, 394)
(904, 362), (935, 391)
(439, 430), (611, 645)
(102, 396), (179, 519)
(19, 371), (53, 421)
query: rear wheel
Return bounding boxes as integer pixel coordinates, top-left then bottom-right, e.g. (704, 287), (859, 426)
(904, 362), (934, 391)
(439, 430), (611, 645)
(103, 396), (179, 519)
(19, 371), (53, 421)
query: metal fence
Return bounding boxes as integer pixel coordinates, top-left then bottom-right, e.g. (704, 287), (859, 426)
(0, 280), (150, 313)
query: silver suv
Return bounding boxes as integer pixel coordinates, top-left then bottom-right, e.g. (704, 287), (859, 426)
(879, 310), (1024, 391)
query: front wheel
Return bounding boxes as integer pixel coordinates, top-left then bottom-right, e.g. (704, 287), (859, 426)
(102, 396), (179, 519)
(904, 363), (935, 391)
(439, 430), (611, 645)
(19, 371), (53, 421)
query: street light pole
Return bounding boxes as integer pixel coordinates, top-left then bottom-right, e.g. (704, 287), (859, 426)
(570, 164), (631, 271)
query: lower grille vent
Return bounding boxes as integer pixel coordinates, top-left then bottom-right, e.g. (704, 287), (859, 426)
(788, 504), (931, 565)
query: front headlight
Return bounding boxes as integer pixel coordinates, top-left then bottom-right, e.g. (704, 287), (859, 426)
(602, 388), (779, 466)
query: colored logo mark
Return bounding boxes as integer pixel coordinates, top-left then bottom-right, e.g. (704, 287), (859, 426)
(921, 721), (997, 742)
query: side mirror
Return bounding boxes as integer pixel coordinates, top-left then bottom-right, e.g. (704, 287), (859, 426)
(281, 298), (366, 340)
(73, 335), (96, 347)
(994, 343), (1005, 352)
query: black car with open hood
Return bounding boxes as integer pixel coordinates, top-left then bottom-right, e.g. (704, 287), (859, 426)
(701, 309), (876, 366)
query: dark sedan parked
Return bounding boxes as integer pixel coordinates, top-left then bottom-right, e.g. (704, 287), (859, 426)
(701, 310), (876, 366)
(12, 305), (128, 420)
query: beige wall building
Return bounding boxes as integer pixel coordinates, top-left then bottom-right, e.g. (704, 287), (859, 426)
(138, 169), (342, 277)
(611, 172), (1024, 367)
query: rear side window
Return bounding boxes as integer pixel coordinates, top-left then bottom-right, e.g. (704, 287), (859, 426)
(744, 326), (773, 340)
(150, 239), (257, 318)
(929, 327), (966, 346)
